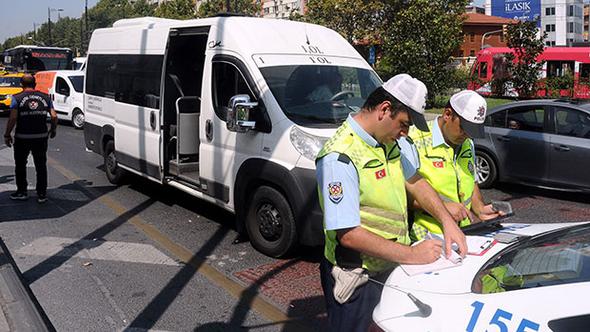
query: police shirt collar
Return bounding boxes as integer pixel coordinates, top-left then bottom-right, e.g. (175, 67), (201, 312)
(431, 116), (450, 148)
(346, 114), (380, 148)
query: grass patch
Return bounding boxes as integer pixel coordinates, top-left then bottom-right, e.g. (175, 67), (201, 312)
(426, 96), (514, 114)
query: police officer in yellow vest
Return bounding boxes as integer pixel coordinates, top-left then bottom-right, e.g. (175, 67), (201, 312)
(405, 90), (503, 241)
(316, 74), (467, 332)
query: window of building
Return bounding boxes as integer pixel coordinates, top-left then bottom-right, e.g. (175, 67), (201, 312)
(569, 22), (574, 33)
(470, 49), (476, 57)
(546, 24), (556, 32)
(569, 5), (574, 16)
(551, 41), (556, 46)
(86, 54), (163, 109)
(545, 7), (555, 15)
(470, 33), (475, 42)
(500, 33), (504, 42)
(546, 41), (552, 46)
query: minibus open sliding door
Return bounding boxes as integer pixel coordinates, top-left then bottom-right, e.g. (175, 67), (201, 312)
(161, 27), (210, 186)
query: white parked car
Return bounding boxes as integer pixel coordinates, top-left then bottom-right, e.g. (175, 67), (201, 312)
(372, 222), (590, 332)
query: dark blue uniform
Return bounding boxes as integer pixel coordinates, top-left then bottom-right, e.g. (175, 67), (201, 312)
(10, 90), (53, 198)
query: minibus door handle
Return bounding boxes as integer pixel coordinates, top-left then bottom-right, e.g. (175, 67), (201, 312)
(150, 111), (156, 130)
(205, 119), (213, 141)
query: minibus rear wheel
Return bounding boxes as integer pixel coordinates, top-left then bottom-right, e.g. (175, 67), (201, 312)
(104, 140), (126, 184)
(246, 186), (297, 258)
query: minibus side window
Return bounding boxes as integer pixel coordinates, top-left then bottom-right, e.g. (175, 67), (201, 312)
(86, 54), (163, 109)
(212, 62), (255, 121)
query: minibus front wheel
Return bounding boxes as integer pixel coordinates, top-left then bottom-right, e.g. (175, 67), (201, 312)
(104, 140), (126, 185)
(72, 109), (85, 130)
(246, 185), (297, 258)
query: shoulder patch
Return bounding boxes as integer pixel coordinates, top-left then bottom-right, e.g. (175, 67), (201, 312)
(328, 182), (344, 204)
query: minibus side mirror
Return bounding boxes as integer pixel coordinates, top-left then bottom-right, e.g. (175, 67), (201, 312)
(227, 94), (257, 133)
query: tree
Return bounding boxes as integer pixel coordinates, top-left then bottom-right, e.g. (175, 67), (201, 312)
(197, 0), (261, 18)
(505, 20), (546, 98)
(304, 0), (384, 43)
(131, 0), (157, 18)
(379, 0), (468, 105)
(155, 0), (196, 19)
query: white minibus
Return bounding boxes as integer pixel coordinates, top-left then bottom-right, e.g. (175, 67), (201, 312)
(84, 16), (382, 257)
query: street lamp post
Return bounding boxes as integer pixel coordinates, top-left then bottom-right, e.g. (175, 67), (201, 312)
(48, 7), (64, 46)
(480, 29), (503, 50)
(27, 36), (46, 47)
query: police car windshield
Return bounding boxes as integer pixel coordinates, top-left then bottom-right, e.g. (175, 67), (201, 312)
(472, 223), (590, 294)
(0, 77), (21, 88)
(260, 65), (381, 128)
(68, 76), (84, 93)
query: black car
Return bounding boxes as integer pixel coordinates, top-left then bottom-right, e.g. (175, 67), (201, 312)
(474, 99), (590, 191)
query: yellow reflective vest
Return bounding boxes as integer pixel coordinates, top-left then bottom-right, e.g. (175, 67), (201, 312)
(409, 119), (476, 238)
(316, 121), (410, 273)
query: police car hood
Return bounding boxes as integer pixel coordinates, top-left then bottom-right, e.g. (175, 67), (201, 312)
(385, 222), (587, 295)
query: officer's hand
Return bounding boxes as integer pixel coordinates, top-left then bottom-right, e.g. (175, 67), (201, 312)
(476, 204), (503, 221)
(49, 130), (56, 139)
(442, 222), (467, 258)
(410, 239), (442, 264)
(445, 201), (473, 223)
(3, 135), (12, 147)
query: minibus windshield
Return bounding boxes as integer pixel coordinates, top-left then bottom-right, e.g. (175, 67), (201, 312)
(260, 65), (381, 128)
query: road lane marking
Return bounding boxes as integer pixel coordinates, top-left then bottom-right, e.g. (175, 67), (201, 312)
(46, 156), (302, 327)
(16, 237), (180, 266)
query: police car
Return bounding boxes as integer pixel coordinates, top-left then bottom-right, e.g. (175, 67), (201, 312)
(371, 222), (590, 332)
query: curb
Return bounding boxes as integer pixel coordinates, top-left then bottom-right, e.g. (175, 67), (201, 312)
(0, 238), (54, 332)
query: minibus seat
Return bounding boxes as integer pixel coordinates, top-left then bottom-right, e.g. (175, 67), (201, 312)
(176, 96), (201, 159)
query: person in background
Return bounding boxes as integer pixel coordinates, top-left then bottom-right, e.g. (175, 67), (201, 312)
(4, 74), (57, 203)
(402, 90), (502, 241)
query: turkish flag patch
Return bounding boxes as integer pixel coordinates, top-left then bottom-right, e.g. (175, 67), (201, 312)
(433, 161), (444, 168)
(375, 169), (386, 179)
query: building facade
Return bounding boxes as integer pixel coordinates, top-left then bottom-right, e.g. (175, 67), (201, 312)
(456, 13), (515, 59)
(485, 0), (584, 46)
(261, 0), (306, 19)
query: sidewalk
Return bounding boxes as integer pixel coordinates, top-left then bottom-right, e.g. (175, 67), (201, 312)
(0, 237), (54, 332)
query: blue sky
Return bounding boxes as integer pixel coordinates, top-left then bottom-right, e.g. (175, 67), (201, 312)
(0, 0), (98, 43)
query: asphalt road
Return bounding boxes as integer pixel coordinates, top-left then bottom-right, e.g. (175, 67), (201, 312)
(0, 117), (588, 331)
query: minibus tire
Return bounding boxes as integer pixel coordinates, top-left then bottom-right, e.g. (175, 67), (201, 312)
(475, 150), (497, 189)
(104, 141), (125, 185)
(246, 186), (297, 258)
(72, 109), (84, 130)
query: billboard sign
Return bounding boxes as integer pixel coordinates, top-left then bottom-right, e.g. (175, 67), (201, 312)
(491, 0), (541, 26)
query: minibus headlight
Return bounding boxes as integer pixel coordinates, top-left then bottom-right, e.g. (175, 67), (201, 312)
(290, 126), (328, 161)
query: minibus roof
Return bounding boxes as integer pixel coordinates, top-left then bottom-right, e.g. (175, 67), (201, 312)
(89, 16), (368, 68)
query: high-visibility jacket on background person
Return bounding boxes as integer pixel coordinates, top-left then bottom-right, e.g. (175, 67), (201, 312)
(316, 121), (410, 274)
(409, 119), (476, 238)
